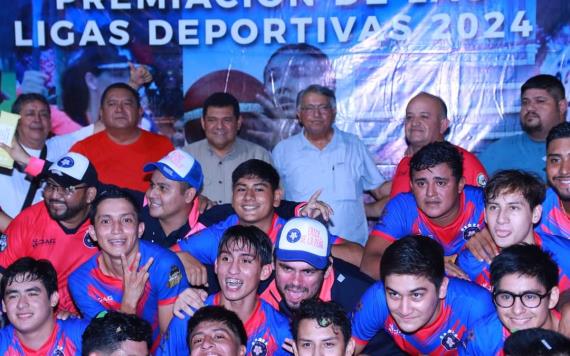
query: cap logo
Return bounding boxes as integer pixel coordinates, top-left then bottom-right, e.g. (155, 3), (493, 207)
(286, 228), (301, 243)
(57, 156), (74, 168)
(162, 166), (175, 177)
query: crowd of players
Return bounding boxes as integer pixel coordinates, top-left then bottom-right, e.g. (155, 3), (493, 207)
(0, 71), (570, 355)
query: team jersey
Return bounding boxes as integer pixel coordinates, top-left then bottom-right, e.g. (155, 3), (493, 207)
(352, 278), (495, 355)
(0, 318), (88, 356)
(457, 232), (570, 291)
(69, 240), (188, 343)
(157, 293), (292, 356)
(537, 188), (570, 238)
(0, 202), (98, 314)
(371, 186), (485, 255)
(460, 312), (507, 356)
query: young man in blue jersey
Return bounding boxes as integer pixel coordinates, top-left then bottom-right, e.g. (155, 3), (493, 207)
(353, 235), (495, 354)
(158, 225), (291, 355)
(0, 257), (88, 355)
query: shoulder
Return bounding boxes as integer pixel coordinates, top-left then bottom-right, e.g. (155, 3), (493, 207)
(70, 255), (97, 278)
(273, 134), (301, 152)
(447, 278), (492, 305)
(463, 185), (485, 200)
(141, 131), (173, 145)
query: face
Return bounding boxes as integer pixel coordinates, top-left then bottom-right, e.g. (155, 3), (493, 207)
(43, 178), (95, 223)
(404, 95), (448, 150)
(275, 260), (329, 310)
(2, 277), (57, 337)
(297, 92), (335, 139)
(100, 87), (142, 131)
(189, 320), (246, 356)
(295, 319), (355, 356)
(90, 198), (144, 259)
(384, 274), (448, 334)
(520, 88), (566, 136)
(201, 106), (241, 153)
(16, 100), (51, 149)
(411, 163), (465, 226)
(547, 137), (570, 201)
(106, 340), (149, 356)
(214, 241), (272, 302)
(146, 171), (195, 221)
(494, 273), (559, 332)
(485, 191), (541, 248)
(232, 176), (282, 228)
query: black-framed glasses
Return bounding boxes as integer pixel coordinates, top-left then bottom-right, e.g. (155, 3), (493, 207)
(43, 181), (89, 197)
(493, 290), (550, 308)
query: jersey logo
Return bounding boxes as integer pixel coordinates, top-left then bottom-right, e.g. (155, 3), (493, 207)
(440, 329), (460, 350)
(83, 233), (97, 248)
(477, 173), (487, 187)
(461, 223), (480, 241)
(57, 156), (75, 168)
(286, 228), (301, 243)
(0, 233), (7, 252)
(52, 346), (64, 356)
(168, 265), (183, 288)
(251, 338), (268, 356)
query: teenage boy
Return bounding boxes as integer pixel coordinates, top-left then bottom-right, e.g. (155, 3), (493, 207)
(352, 235), (494, 354)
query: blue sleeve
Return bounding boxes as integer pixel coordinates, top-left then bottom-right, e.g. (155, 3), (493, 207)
(370, 194), (413, 241)
(456, 249), (487, 283)
(68, 268), (105, 320)
(177, 228), (222, 265)
(151, 249), (189, 304)
(351, 282), (389, 343)
(61, 319), (89, 353)
(460, 313), (504, 355)
(156, 315), (191, 356)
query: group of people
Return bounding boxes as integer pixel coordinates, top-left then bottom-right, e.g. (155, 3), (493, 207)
(0, 68), (570, 355)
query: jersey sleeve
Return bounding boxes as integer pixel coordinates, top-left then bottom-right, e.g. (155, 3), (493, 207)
(351, 282), (389, 345)
(370, 195), (413, 242)
(461, 150), (488, 188)
(175, 228), (221, 265)
(153, 250), (189, 306)
(68, 267), (106, 320)
(455, 249), (490, 288)
(156, 315), (191, 356)
(459, 313), (504, 356)
(0, 215), (32, 270)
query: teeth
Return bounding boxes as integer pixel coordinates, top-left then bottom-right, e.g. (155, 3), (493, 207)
(226, 278), (243, 287)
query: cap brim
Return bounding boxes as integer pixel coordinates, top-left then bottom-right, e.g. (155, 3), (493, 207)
(275, 249), (327, 270)
(143, 162), (185, 182)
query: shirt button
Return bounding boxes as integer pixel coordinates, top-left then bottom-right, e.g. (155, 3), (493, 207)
(218, 180), (222, 184)
(218, 200), (222, 204)
(218, 161), (222, 165)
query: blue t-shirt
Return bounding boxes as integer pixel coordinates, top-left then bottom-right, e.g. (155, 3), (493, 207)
(537, 188), (570, 238)
(460, 312), (507, 355)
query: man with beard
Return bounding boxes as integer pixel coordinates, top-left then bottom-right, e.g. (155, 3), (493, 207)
(479, 74), (567, 181)
(0, 152), (99, 316)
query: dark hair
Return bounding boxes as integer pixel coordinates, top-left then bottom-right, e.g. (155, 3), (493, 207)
(90, 186), (141, 224)
(485, 170), (545, 210)
(202, 92), (240, 119)
(413, 92), (448, 118)
(380, 235), (445, 289)
(296, 84), (336, 110)
(187, 306), (247, 347)
(232, 159), (280, 191)
(521, 74), (566, 103)
(218, 225), (273, 266)
(82, 311), (152, 356)
(0, 257), (58, 300)
(409, 141), (464, 182)
(100, 82), (141, 109)
(11, 93), (50, 115)
(504, 328), (570, 356)
(291, 299), (351, 345)
(547, 122), (570, 150)
(490, 244), (558, 292)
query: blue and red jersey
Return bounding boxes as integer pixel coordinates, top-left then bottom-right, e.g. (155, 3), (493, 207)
(69, 240), (188, 342)
(460, 312), (507, 356)
(457, 232), (570, 291)
(352, 278), (495, 355)
(0, 318), (87, 355)
(537, 188), (570, 238)
(158, 293), (292, 356)
(370, 186), (485, 255)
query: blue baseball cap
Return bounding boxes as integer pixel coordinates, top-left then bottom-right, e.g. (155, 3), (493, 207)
(143, 149), (203, 191)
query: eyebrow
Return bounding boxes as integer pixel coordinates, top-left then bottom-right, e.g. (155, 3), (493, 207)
(5, 286), (42, 294)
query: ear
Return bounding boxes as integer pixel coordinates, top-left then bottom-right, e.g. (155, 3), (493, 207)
(184, 187), (197, 204)
(238, 345), (247, 356)
(324, 258), (334, 279)
(558, 99), (568, 119)
(548, 286), (560, 309)
(84, 71), (98, 91)
(236, 115), (243, 131)
(438, 277), (449, 299)
(49, 291), (59, 309)
(214, 259), (218, 275)
(260, 263), (273, 281)
(137, 221), (145, 238)
(345, 338), (356, 356)
(457, 176), (465, 194)
(439, 118), (450, 134)
(2, 300), (6, 313)
(200, 117), (206, 131)
(86, 187), (98, 204)
(273, 188), (283, 208)
(531, 204), (543, 224)
(88, 225), (98, 242)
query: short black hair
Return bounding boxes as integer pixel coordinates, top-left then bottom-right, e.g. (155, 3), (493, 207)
(547, 122), (570, 150)
(296, 84), (336, 111)
(490, 244), (558, 292)
(202, 92), (240, 118)
(0, 257), (58, 300)
(409, 141), (463, 182)
(521, 74), (566, 103)
(82, 311), (152, 356)
(187, 306), (247, 347)
(218, 225), (273, 266)
(504, 328), (570, 356)
(12, 93), (50, 115)
(291, 299), (351, 345)
(232, 159), (280, 191)
(380, 235), (445, 290)
(485, 170), (545, 210)
(100, 82), (141, 108)
(90, 186), (141, 224)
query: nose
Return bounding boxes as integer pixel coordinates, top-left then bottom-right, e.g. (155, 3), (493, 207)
(398, 297), (411, 316)
(17, 295), (28, 309)
(560, 158), (570, 175)
(200, 335), (214, 350)
(512, 297), (525, 315)
(496, 208), (508, 224)
(229, 257), (240, 274)
(243, 188), (255, 201)
(426, 182), (437, 197)
(111, 220), (123, 234)
(147, 186), (159, 199)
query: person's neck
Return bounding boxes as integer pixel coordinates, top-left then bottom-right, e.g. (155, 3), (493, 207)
(527, 131), (548, 142)
(304, 129), (334, 150)
(93, 120), (105, 134)
(241, 214), (274, 234)
(58, 207), (90, 230)
(431, 199), (461, 227)
(210, 141), (235, 158)
(542, 310), (559, 331)
(16, 316), (55, 350)
(159, 207), (192, 236)
(219, 293), (258, 323)
(18, 137), (44, 151)
(106, 128), (141, 145)
(99, 246), (139, 279)
(561, 198), (570, 215)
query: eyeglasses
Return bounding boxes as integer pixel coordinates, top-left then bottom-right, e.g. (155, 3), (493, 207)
(493, 290), (550, 308)
(300, 105), (333, 114)
(43, 181), (89, 197)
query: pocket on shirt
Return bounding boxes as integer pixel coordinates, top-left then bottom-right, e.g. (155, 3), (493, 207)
(332, 162), (357, 200)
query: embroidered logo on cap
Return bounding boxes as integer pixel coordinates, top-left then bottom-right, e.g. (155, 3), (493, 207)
(286, 228), (301, 243)
(57, 156), (74, 168)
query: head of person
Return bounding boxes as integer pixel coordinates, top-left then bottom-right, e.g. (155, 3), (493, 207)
(215, 225), (273, 302)
(99, 82), (143, 134)
(291, 299), (355, 356)
(484, 170), (545, 248)
(404, 92), (450, 151)
(0, 258), (58, 337)
(43, 152), (98, 225)
(12, 93), (51, 150)
(296, 85), (336, 140)
(380, 235), (448, 334)
(520, 74), (567, 140)
(143, 149), (203, 221)
(504, 328), (570, 356)
(546, 122), (570, 203)
(187, 305), (247, 356)
(264, 44), (335, 119)
(89, 187), (144, 260)
(201, 92), (242, 154)
(274, 217), (333, 311)
(82, 311), (152, 356)
(490, 244), (560, 332)
(409, 141), (465, 226)
(231, 159), (282, 227)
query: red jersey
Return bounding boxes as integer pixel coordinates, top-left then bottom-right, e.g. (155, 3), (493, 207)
(0, 202), (98, 314)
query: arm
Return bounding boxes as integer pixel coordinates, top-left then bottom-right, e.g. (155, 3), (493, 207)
(0, 210), (11, 233)
(464, 227), (498, 263)
(158, 303), (174, 335)
(360, 237), (392, 280)
(331, 241), (363, 267)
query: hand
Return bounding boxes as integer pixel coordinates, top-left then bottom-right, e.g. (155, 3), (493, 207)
(465, 228), (498, 263)
(173, 287), (207, 319)
(197, 194), (216, 214)
(444, 255), (469, 280)
(128, 63), (153, 90)
(283, 338), (295, 355)
(120, 253), (154, 314)
(0, 138), (32, 167)
(56, 310), (77, 320)
(20, 70), (48, 96)
(176, 252), (208, 287)
(299, 190), (334, 221)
